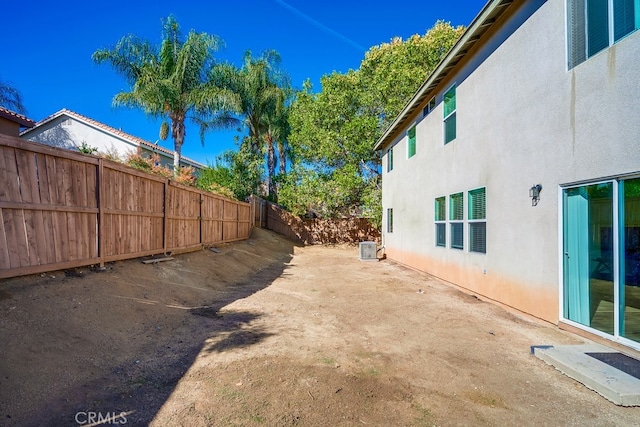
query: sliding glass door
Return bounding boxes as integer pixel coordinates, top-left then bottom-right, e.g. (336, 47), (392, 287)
(563, 178), (639, 346)
(620, 178), (640, 342)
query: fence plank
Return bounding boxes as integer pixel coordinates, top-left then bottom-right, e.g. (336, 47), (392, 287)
(0, 209), (10, 269)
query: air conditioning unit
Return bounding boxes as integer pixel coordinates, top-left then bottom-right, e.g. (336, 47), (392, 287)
(359, 241), (378, 262)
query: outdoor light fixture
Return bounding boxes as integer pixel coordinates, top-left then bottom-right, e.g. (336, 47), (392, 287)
(529, 184), (542, 206)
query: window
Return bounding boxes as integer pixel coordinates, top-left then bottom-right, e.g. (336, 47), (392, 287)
(423, 96), (436, 117)
(435, 196), (446, 247)
(387, 147), (394, 172)
(387, 208), (393, 233)
(568, 0), (640, 68)
(468, 188), (486, 254)
(443, 85), (456, 144)
(450, 192), (463, 249)
(407, 126), (416, 158)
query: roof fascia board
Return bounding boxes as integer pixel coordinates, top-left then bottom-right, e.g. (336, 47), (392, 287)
(373, 0), (504, 151)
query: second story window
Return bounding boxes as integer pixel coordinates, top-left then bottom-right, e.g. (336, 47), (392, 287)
(407, 126), (416, 158)
(568, 0), (640, 69)
(423, 96), (436, 117)
(443, 84), (456, 144)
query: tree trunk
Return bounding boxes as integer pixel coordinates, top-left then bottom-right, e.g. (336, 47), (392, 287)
(278, 140), (286, 175)
(171, 116), (186, 174)
(266, 135), (276, 201)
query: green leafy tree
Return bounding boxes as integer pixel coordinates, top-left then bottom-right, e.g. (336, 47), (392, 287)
(197, 142), (263, 201)
(0, 77), (27, 114)
(283, 21), (464, 226)
(92, 15), (236, 172)
(209, 50), (291, 201)
(359, 21), (465, 128)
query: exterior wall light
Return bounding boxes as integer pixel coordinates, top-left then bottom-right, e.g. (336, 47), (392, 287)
(529, 184), (542, 206)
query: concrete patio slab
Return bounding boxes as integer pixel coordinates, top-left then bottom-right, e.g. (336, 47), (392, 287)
(532, 344), (640, 406)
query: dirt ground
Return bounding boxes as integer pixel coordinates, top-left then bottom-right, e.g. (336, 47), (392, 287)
(1, 228), (640, 426)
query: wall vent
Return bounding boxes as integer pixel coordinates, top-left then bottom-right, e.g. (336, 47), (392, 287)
(359, 241), (378, 262)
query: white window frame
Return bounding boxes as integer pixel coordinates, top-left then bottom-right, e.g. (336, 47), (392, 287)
(443, 84), (457, 145)
(423, 96), (436, 118)
(407, 125), (416, 159)
(450, 192), (464, 250)
(435, 196), (446, 247)
(568, 0), (640, 69)
(468, 187), (487, 254)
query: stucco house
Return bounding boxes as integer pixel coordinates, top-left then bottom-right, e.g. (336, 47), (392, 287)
(20, 109), (205, 172)
(0, 106), (35, 137)
(375, 0), (640, 351)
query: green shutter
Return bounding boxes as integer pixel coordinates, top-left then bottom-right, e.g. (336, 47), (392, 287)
(450, 193), (463, 221)
(569, 0), (587, 68)
(614, 0), (639, 40)
(469, 223), (486, 253)
(444, 113), (457, 144)
(443, 85), (456, 117)
(451, 223), (464, 249)
(444, 85), (457, 144)
(436, 223), (446, 247)
(588, 0), (610, 56)
(408, 126), (416, 158)
(435, 197), (446, 221)
(469, 188), (486, 220)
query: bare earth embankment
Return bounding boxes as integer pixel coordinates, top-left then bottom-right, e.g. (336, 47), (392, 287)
(1, 228), (639, 426)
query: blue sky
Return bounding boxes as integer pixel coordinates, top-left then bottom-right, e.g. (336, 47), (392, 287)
(3, 0), (487, 166)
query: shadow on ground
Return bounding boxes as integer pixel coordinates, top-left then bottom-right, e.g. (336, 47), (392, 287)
(0, 228), (295, 426)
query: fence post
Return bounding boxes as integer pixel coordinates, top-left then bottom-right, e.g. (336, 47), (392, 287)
(199, 192), (203, 246)
(163, 180), (168, 254)
(98, 158), (104, 267)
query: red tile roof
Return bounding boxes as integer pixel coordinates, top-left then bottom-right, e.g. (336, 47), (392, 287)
(0, 106), (35, 127)
(21, 108), (205, 168)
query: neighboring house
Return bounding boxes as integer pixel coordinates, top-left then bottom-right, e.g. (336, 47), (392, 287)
(375, 0), (640, 351)
(0, 106), (35, 137)
(20, 109), (205, 173)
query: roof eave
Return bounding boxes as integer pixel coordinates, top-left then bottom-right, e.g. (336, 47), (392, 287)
(373, 0), (513, 151)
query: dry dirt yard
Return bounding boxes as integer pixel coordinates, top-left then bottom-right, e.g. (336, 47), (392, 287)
(1, 228), (640, 426)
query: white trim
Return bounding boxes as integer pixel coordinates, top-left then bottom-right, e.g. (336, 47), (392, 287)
(468, 187), (487, 254)
(613, 181), (620, 337)
(558, 184), (565, 324)
(435, 195), (447, 248)
(443, 83), (457, 145)
(559, 177), (640, 349)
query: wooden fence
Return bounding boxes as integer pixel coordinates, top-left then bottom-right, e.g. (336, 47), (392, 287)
(250, 197), (380, 245)
(0, 135), (252, 279)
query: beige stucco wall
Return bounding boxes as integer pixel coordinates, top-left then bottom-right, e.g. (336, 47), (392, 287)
(381, 0), (640, 324)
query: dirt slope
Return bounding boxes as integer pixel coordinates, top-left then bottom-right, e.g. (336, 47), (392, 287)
(1, 228), (639, 426)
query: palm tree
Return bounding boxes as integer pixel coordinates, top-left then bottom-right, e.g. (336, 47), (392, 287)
(263, 102), (291, 200)
(92, 16), (236, 171)
(0, 77), (27, 114)
(210, 50), (290, 200)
